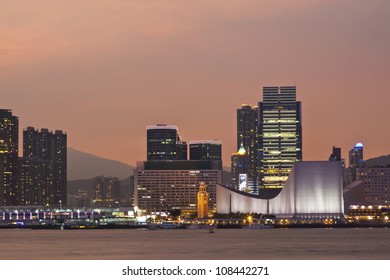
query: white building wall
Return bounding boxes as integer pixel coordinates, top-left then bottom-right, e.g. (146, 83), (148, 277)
(217, 161), (343, 217)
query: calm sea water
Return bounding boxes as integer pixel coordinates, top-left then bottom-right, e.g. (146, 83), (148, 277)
(0, 228), (389, 260)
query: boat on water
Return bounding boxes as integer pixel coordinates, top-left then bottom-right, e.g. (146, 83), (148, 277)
(244, 223), (274, 229)
(160, 222), (184, 229)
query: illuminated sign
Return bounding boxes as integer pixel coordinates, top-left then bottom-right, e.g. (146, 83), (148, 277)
(239, 174), (247, 191)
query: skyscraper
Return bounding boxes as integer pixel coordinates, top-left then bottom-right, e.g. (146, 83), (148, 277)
(189, 140), (222, 161)
(258, 86), (302, 190)
(329, 146), (347, 186)
(349, 143), (364, 167)
(190, 140), (222, 171)
(231, 144), (252, 192)
(231, 104), (258, 192)
(21, 127), (67, 207)
(53, 130), (67, 206)
(147, 124), (187, 160)
(0, 109), (19, 206)
(329, 146), (342, 161)
(348, 143), (364, 183)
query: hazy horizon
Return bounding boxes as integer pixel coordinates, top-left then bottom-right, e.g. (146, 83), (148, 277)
(1, 0), (389, 166)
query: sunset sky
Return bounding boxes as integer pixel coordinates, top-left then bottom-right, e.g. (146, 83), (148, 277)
(1, 0), (389, 167)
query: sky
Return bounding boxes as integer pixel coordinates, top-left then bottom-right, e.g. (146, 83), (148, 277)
(1, 0), (389, 167)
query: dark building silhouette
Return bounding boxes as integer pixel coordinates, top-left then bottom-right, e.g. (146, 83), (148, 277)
(232, 104), (258, 191)
(329, 146), (347, 186)
(147, 124), (187, 160)
(258, 86), (302, 190)
(0, 109), (19, 206)
(349, 143), (364, 167)
(189, 140), (222, 161)
(53, 130), (67, 206)
(348, 143), (364, 183)
(329, 146), (342, 161)
(231, 144), (252, 192)
(190, 140), (222, 171)
(21, 127), (67, 207)
(93, 176), (121, 208)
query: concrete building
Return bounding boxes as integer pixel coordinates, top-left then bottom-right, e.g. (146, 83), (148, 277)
(0, 109), (19, 206)
(217, 161), (343, 218)
(357, 167), (390, 204)
(135, 160), (221, 215)
(21, 127), (67, 207)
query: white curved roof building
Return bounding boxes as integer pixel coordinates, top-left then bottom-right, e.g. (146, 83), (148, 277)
(217, 161), (344, 218)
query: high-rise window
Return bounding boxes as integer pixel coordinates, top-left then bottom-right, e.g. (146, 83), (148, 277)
(258, 86), (302, 189)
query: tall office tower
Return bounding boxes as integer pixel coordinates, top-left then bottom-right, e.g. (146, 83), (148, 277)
(189, 140), (222, 161)
(0, 109), (19, 206)
(190, 140), (222, 170)
(53, 130), (67, 206)
(231, 144), (253, 193)
(93, 176), (121, 208)
(348, 143), (364, 183)
(235, 104), (258, 188)
(147, 124), (187, 160)
(329, 146), (342, 161)
(349, 143), (364, 167)
(258, 86), (302, 190)
(329, 146), (347, 186)
(21, 127), (67, 207)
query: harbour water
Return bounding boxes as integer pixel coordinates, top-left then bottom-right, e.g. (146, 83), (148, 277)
(0, 227), (389, 260)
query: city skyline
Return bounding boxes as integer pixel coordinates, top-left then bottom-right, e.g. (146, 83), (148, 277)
(1, 1), (390, 167)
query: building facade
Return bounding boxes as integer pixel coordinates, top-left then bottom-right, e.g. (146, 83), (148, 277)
(189, 140), (222, 170)
(357, 167), (390, 204)
(348, 143), (364, 183)
(0, 109), (19, 206)
(18, 157), (54, 206)
(21, 127), (67, 207)
(231, 104), (259, 192)
(147, 124), (187, 160)
(93, 176), (121, 208)
(218, 161), (344, 218)
(329, 146), (347, 186)
(135, 160), (221, 215)
(189, 140), (222, 161)
(329, 146), (342, 161)
(231, 144), (254, 193)
(258, 86), (302, 190)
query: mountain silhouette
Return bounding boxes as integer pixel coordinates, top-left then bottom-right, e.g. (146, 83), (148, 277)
(67, 147), (134, 180)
